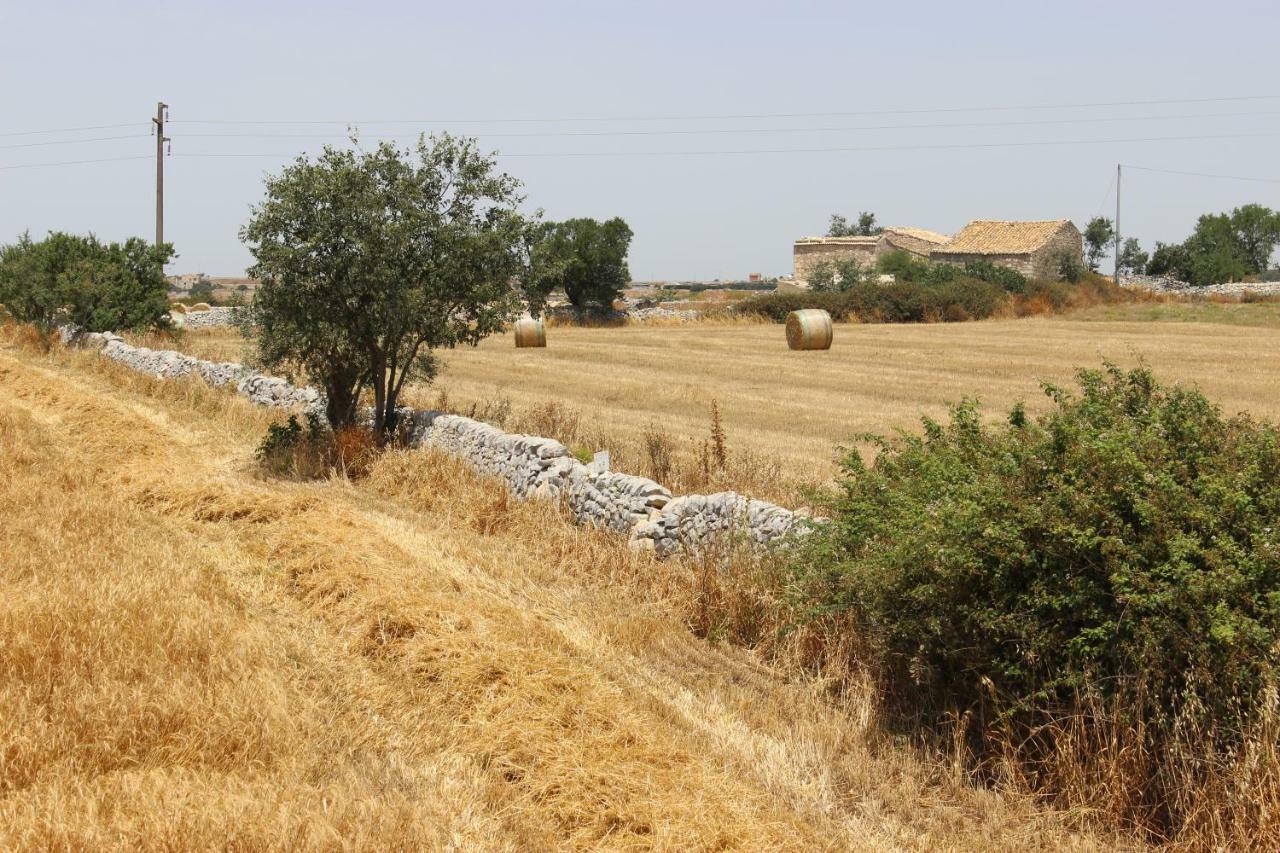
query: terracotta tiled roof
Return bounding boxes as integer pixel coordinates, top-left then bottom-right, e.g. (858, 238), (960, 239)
(939, 220), (1073, 255)
(882, 227), (951, 245)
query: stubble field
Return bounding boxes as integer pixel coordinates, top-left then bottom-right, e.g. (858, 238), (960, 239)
(150, 303), (1280, 504)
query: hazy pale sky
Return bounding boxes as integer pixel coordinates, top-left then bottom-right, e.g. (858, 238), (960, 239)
(2, 0), (1277, 279)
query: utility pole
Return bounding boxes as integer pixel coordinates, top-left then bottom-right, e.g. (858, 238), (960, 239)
(1114, 163), (1122, 281)
(152, 102), (169, 249)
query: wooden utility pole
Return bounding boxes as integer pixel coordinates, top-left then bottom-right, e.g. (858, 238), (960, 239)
(1114, 163), (1122, 281)
(152, 102), (169, 248)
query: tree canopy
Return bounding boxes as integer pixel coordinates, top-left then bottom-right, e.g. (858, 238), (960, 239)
(1116, 237), (1148, 276)
(827, 212), (882, 237)
(241, 134), (529, 436)
(1082, 216), (1115, 272)
(1145, 204), (1280, 286)
(525, 217), (633, 310)
(0, 231), (172, 333)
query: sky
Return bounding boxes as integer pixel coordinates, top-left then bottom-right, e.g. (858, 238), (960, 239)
(1, 0), (1278, 280)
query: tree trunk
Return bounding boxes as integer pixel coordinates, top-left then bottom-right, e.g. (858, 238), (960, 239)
(323, 361), (363, 429)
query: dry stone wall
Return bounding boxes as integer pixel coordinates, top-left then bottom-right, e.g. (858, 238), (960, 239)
(1119, 274), (1280, 297)
(69, 330), (322, 413)
(414, 413), (804, 552)
(177, 306), (237, 328)
(69, 332), (808, 558)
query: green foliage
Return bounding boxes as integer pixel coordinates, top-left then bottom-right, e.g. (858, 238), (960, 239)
(1116, 237), (1149, 276)
(527, 217), (633, 310)
(827, 212), (882, 237)
(875, 252), (1028, 293)
(1056, 250), (1085, 283)
(241, 133), (528, 435)
(735, 276), (1004, 323)
(1083, 216), (1115, 272)
(808, 258), (870, 293)
(1146, 241), (1191, 278)
(1145, 205), (1280, 286)
(791, 364), (1280, 750)
(188, 278), (216, 302)
(0, 231), (172, 333)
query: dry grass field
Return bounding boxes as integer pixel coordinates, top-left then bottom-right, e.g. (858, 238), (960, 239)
(144, 305), (1280, 505)
(0, 330), (1108, 849)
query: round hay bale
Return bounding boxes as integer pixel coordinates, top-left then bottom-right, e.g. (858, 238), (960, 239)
(189, 302), (211, 312)
(170, 302), (187, 314)
(785, 309), (833, 350)
(514, 317), (546, 348)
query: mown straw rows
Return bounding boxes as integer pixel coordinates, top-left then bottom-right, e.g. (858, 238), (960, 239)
(0, 336), (1101, 849)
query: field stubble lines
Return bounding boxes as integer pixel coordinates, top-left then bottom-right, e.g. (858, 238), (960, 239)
(0, 341), (1105, 850)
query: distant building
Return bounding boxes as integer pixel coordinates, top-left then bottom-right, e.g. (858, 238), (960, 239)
(932, 220), (1083, 280)
(792, 227), (950, 286)
(748, 272), (762, 283)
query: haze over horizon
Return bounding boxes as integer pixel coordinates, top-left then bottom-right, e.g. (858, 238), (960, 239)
(2, 0), (1277, 279)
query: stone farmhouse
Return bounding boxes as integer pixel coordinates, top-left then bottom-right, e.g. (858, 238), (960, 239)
(792, 220), (1085, 285)
(792, 227), (950, 286)
(930, 220), (1083, 280)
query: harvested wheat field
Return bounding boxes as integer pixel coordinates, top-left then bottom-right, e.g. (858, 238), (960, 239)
(0, 333), (1108, 849)
(148, 307), (1280, 505)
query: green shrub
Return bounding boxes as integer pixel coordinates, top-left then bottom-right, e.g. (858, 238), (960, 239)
(0, 231), (173, 332)
(791, 364), (1280, 751)
(734, 277), (1005, 323)
(732, 290), (860, 322)
(1055, 251), (1085, 283)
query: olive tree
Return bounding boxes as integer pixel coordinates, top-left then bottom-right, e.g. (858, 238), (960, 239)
(241, 134), (528, 436)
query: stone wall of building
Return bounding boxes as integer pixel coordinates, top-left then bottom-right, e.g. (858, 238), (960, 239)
(931, 250), (1037, 277)
(792, 237), (879, 285)
(1029, 225), (1085, 280)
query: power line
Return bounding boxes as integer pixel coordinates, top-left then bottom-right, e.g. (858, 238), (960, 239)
(169, 94), (1280, 126)
(1091, 171), (1117, 220)
(0, 122), (140, 138)
(159, 130), (1280, 161)
(1120, 164), (1280, 184)
(7, 132), (1279, 171)
(0, 134), (149, 151)
(0, 155), (152, 171)
(169, 109), (1280, 141)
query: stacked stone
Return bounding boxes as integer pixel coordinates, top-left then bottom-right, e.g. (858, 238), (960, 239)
(564, 466), (671, 533)
(178, 306), (237, 328)
(628, 492), (800, 557)
(1119, 275), (1280, 297)
(78, 330), (319, 413)
(416, 414), (805, 553)
(420, 414), (671, 532)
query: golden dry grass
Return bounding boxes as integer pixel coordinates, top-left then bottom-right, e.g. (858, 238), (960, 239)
(151, 307), (1280, 505)
(0, 334), (1108, 849)
(423, 314), (1280, 483)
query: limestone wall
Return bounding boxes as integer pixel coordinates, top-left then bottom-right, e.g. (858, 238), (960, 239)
(415, 413), (803, 553)
(177, 306), (238, 329)
(68, 332), (808, 558)
(793, 238), (879, 285)
(70, 330), (322, 412)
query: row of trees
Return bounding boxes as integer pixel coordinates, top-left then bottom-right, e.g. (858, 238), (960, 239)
(0, 233), (173, 332)
(242, 134), (632, 435)
(1083, 205), (1280, 285)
